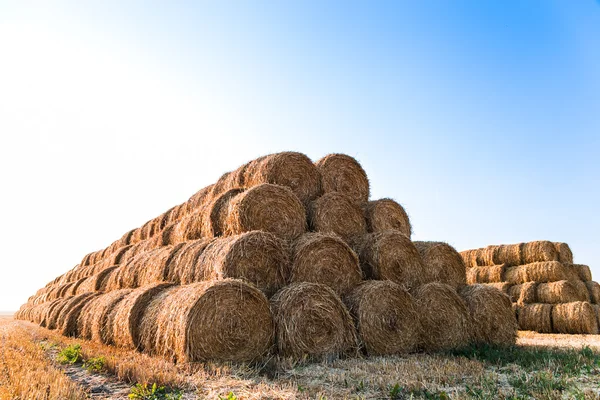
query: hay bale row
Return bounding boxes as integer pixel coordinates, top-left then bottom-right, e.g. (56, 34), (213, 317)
(515, 302), (599, 334)
(504, 262), (572, 284)
(460, 241), (567, 268)
(466, 264), (506, 284)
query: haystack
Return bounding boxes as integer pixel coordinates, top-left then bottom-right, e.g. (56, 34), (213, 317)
(554, 242), (573, 264)
(552, 302), (599, 334)
(364, 199), (411, 238)
(466, 265), (505, 284)
(413, 283), (471, 351)
(185, 231), (289, 295)
(271, 282), (357, 358)
(226, 183), (306, 240)
(413, 241), (466, 289)
(315, 153), (369, 204)
(459, 285), (517, 346)
(202, 188), (245, 237)
(585, 281), (600, 304)
(536, 280), (590, 304)
(291, 233), (362, 295)
(139, 280), (274, 362)
(504, 262), (571, 284)
(359, 231), (426, 290)
(521, 241), (559, 264)
(517, 303), (553, 333)
(345, 280), (421, 355)
(309, 192), (367, 244)
(111, 283), (174, 350)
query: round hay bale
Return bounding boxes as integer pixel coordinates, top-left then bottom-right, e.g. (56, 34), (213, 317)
(460, 250), (479, 269)
(413, 241), (466, 289)
(166, 239), (213, 283)
(120, 229), (137, 246)
(97, 266), (119, 292)
(271, 282), (357, 358)
(111, 283), (174, 350)
(552, 302), (599, 334)
(345, 280), (421, 355)
(517, 304), (553, 333)
(242, 152), (322, 206)
(309, 192), (367, 245)
(466, 265), (506, 285)
(585, 281), (600, 304)
(568, 264), (592, 282)
(45, 295), (74, 329)
(136, 245), (175, 287)
(109, 245), (134, 265)
(554, 242), (573, 264)
(77, 289), (133, 343)
(201, 188), (245, 238)
(226, 183), (306, 241)
(359, 231), (426, 290)
(315, 153), (369, 204)
(39, 298), (64, 327)
(508, 282), (537, 305)
(57, 293), (101, 337)
(459, 285), (517, 346)
(291, 233), (362, 296)
(139, 279), (274, 362)
(504, 262), (571, 284)
(481, 282), (511, 294)
(364, 198), (411, 238)
(537, 280), (590, 304)
(413, 283), (471, 351)
(187, 231), (289, 296)
(522, 241), (559, 264)
(171, 205), (210, 243)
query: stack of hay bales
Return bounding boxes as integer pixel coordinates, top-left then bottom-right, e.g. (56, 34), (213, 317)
(461, 242), (600, 334)
(16, 152), (517, 363)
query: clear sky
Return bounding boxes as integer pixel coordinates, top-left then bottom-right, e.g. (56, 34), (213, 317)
(1, 2), (598, 311)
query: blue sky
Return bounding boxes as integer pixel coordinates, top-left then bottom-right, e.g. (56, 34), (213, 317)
(0, 1), (598, 310)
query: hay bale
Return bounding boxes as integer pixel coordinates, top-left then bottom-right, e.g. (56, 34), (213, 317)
(226, 183), (306, 241)
(517, 304), (553, 333)
(171, 207), (208, 243)
(554, 242), (573, 264)
(508, 282), (537, 305)
(522, 241), (559, 264)
(111, 283), (174, 350)
(137, 245), (176, 287)
(413, 283), (471, 351)
(359, 231), (426, 290)
(504, 262), (571, 284)
(345, 280), (421, 355)
(242, 152), (322, 206)
(309, 192), (367, 245)
(77, 289), (134, 343)
(44, 295), (74, 329)
(586, 281), (600, 304)
(413, 241), (466, 289)
(537, 280), (590, 304)
(552, 302), (599, 334)
(291, 233), (361, 296)
(165, 239), (213, 283)
(460, 250), (479, 269)
(315, 153), (369, 204)
(139, 279), (274, 362)
(186, 231), (289, 295)
(481, 282), (511, 294)
(271, 282), (357, 358)
(492, 244), (523, 266)
(460, 285), (517, 346)
(187, 184), (214, 211)
(57, 293), (100, 337)
(568, 264), (592, 282)
(364, 199), (411, 238)
(201, 188), (245, 238)
(466, 265), (506, 284)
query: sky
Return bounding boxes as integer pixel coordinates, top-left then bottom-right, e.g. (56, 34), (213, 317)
(0, 1), (598, 311)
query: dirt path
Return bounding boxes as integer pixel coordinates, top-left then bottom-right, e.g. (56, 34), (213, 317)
(518, 331), (600, 349)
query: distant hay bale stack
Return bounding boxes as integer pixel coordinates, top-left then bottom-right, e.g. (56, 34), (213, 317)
(185, 231), (288, 295)
(585, 281), (600, 304)
(139, 280), (274, 362)
(517, 304), (553, 333)
(504, 262), (571, 284)
(111, 283), (174, 350)
(552, 302), (599, 334)
(57, 293), (101, 337)
(554, 242), (573, 264)
(536, 280), (590, 304)
(413, 283), (471, 351)
(466, 265), (506, 284)
(364, 199), (411, 238)
(521, 241), (559, 264)
(568, 264), (592, 282)
(242, 152), (322, 206)
(165, 239), (214, 283)
(309, 192), (367, 245)
(481, 282), (511, 294)
(460, 285), (517, 346)
(508, 282), (537, 305)
(460, 250), (479, 269)
(201, 188), (245, 238)
(345, 280), (421, 355)
(359, 231), (426, 290)
(226, 183), (306, 241)
(413, 241), (466, 289)
(271, 282), (357, 358)
(291, 233), (361, 296)
(315, 153), (369, 204)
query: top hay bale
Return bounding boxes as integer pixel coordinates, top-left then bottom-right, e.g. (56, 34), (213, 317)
(315, 153), (369, 204)
(522, 241), (559, 264)
(413, 241), (466, 289)
(364, 198), (411, 238)
(554, 242), (574, 264)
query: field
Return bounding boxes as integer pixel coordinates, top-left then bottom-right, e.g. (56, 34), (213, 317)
(1, 316), (599, 399)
